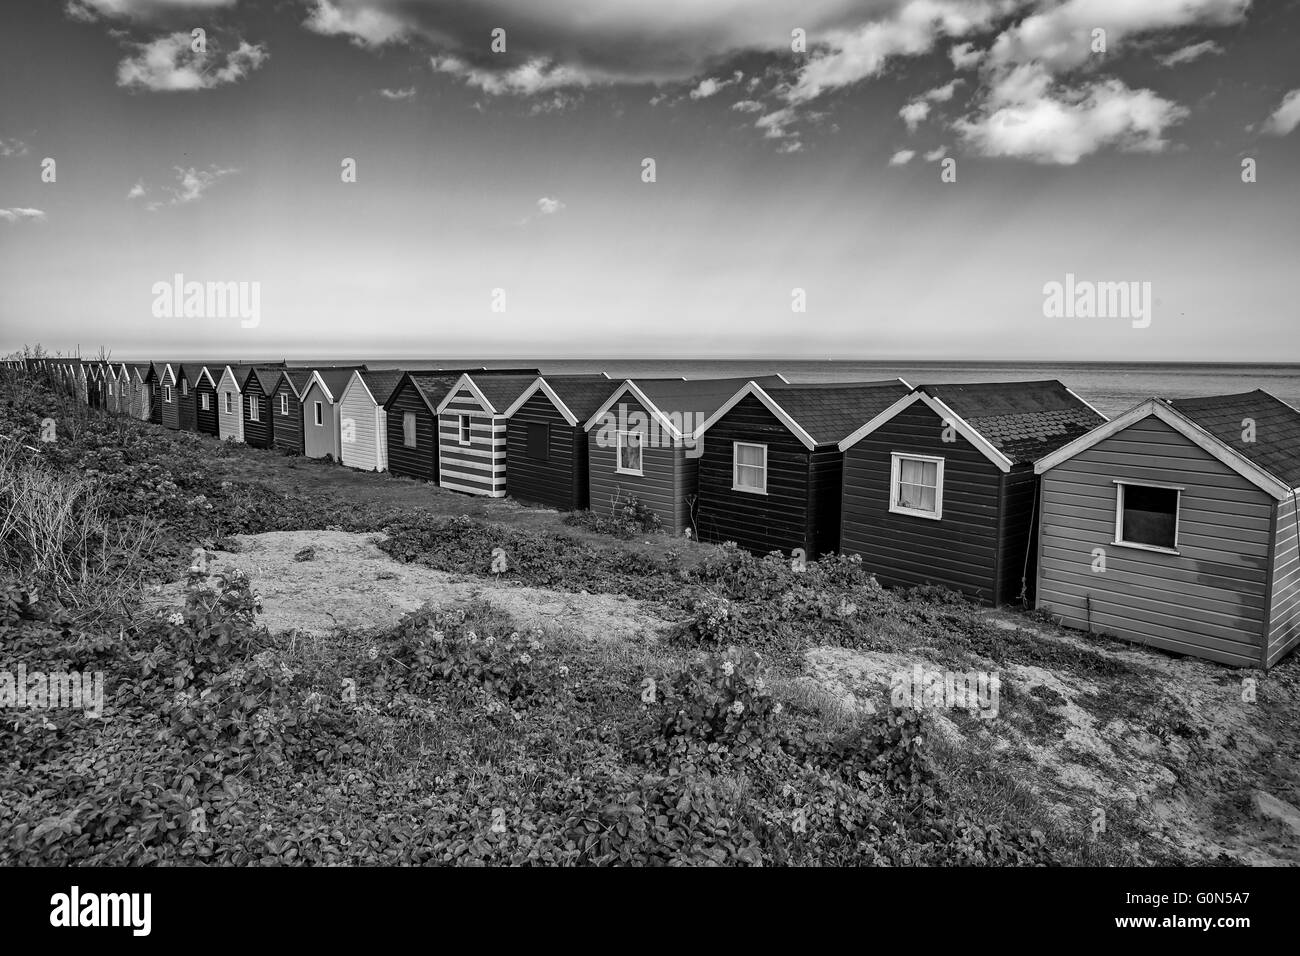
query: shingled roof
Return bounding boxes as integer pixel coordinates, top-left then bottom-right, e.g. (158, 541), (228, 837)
(757, 381), (913, 446)
(310, 367), (361, 401)
(914, 380), (1106, 465)
(509, 374), (619, 423)
(354, 369), (406, 406)
(1168, 390), (1300, 490)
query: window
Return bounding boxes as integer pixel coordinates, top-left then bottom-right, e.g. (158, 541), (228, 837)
(403, 412), (417, 448)
(201, 393), (210, 411)
(616, 431), (643, 475)
(889, 453), (944, 519)
(733, 442), (768, 494)
(526, 422), (549, 460)
(458, 414), (472, 446)
(162, 385), (172, 403)
(181, 380), (188, 397)
(313, 401), (323, 426)
(280, 394), (289, 416)
(249, 396), (260, 422)
(223, 393), (232, 414)
(1115, 481), (1180, 552)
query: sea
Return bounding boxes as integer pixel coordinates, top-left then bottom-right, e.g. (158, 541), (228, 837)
(357, 360), (1300, 419)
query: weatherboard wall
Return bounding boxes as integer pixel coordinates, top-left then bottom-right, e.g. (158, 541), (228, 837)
(194, 375), (218, 436)
(216, 370), (244, 442)
(241, 376), (273, 449)
(271, 379), (304, 454)
(1035, 414), (1272, 668)
(301, 381), (340, 461)
(1265, 495), (1300, 668)
(438, 384), (506, 497)
(587, 395), (687, 534)
(339, 377), (387, 472)
(385, 380), (439, 482)
(506, 390), (587, 511)
(840, 400), (1002, 604)
(177, 371), (197, 431)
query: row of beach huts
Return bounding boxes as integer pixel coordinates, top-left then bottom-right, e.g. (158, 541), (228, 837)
(9, 356), (1300, 669)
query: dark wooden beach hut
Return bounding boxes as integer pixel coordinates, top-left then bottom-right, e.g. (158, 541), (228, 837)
(176, 364), (198, 431)
(239, 367), (282, 449)
(838, 380), (1105, 607)
(501, 374), (616, 511)
(158, 364), (181, 429)
(582, 376), (787, 536)
(695, 379), (912, 558)
(1034, 390), (1300, 668)
(436, 373), (542, 497)
(270, 369), (312, 455)
(385, 372), (457, 483)
(193, 365), (220, 436)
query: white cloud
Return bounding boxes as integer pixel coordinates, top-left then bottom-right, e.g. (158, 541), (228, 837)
(379, 86), (416, 100)
(956, 65), (1189, 164)
(889, 149), (916, 165)
(0, 138), (30, 158)
(731, 100), (766, 114)
(1263, 89), (1300, 136)
(689, 71), (743, 100)
(145, 164), (238, 210)
(0, 208), (47, 223)
(303, 0), (408, 48)
(949, 41), (983, 69)
(924, 79), (961, 102)
(924, 145), (948, 160)
(116, 32), (268, 91)
(126, 180), (146, 199)
(536, 197), (565, 215)
(431, 54), (592, 96)
(66, 0), (239, 24)
(1158, 40), (1223, 67)
(899, 100), (931, 130)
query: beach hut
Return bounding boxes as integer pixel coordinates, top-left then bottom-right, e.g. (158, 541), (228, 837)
(144, 364), (163, 425)
(435, 373), (541, 496)
(694, 379), (912, 557)
(501, 375), (618, 511)
(192, 365), (220, 436)
(385, 372), (458, 483)
(338, 369), (405, 472)
(300, 368), (361, 462)
(125, 364), (149, 420)
(582, 376), (787, 535)
(1033, 390), (1300, 668)
(239, 367), (282, 449)
(110, 364), (130, 415)
(269, 370), (312, 455)
(76, 364), (90, 405)
(837, 380), (1105, 607)
(215, 365), (251, 442)
(158, 364), (181, 429)
(175, 364), (197, 431)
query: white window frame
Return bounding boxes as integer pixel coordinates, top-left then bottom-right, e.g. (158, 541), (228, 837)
(223, 393), (232, 414)
(162, 385), (173, 404)
(200, 393), (210, 411)
(889, 453), (944, 520)
(1113, 480), (1182, 554)
(458, 414), (472, 446)
(616, 430), (644, 476)
(732, 441), (768, 495)
(313, 401), (323, 427)
(403, 412), (417, 448)
(280, 393), (289, 416)
(249, 395), (260, 422)
(181, 380), (188, 397)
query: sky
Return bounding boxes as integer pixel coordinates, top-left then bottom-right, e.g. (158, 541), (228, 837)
(0, 0), (1298, 363)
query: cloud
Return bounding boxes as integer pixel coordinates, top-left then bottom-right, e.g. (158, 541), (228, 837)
(949, 41), (983, 69)
(1158, 40), (1223, 67)
(889, 149), (916, 165)
(431, 54), (592, 96)
(924, 145), (948, 160)
(1262, 89), (1300, 136)
(0, 138), (30, 157)
(0, 208), (47, 223)
(923, 79), (961, 102)
(987, 0), (1250, 73)
(126, 180), (146, 199)
(899, 100), (931, 130)
(66, 0), (239, 25)
(536, 197), (565, 215)
(955, 65), (1189, 164)
(145, 164), (238, 210)
(116, 31), (268, 91)
(690, 71), (744, 100)
(731, 99), (766, 114)
(379, 86), (416, 100)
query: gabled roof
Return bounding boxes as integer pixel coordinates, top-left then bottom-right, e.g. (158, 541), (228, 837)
(274, 369), (312, 398)
(502, 375), (620, 425)
(347, 369), (406, 407)
(242, 366), (283, 393)
(1035, 396), (1296, 500)
(305, 367), (360, 403)
(1167, 390), (1300, 491)
(159, 364), (178, 386)
(839, 380), (1106, 469)
(583, 376), (787, 438)
(384, 371), (461, 415)
(216, 364), (256, 390)
(699, 379), (912, 449)
(436, 373), (541, 415)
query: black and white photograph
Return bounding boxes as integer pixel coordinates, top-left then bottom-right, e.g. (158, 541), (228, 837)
(0, 0), (1296, 928)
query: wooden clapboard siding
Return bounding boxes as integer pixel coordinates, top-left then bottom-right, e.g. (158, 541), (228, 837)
(1266, 494), (1300, 667)
(160, 368), (180, 429)
(386, 379), (439, 481)
(339, 376), (386, 471)
(808, 445), (844, 557)
(438, 385), (506, 496)
(241, 375), (273, 449)
(505, 390), (585, 510)
(216, 369), (245, 442)
(841, 401), (1002, 603)
(1035, 415), (1271, 667)
(177, 370), (197, 431)
(147, 368), (162, 425)
(997, 466), (1041, 605)
(587, 396), (684, 533)
(271, 379), (304, 454)
(301, 381), (339, 460)
(194, 373), (219, 436)
(695, 394), (813, 555)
